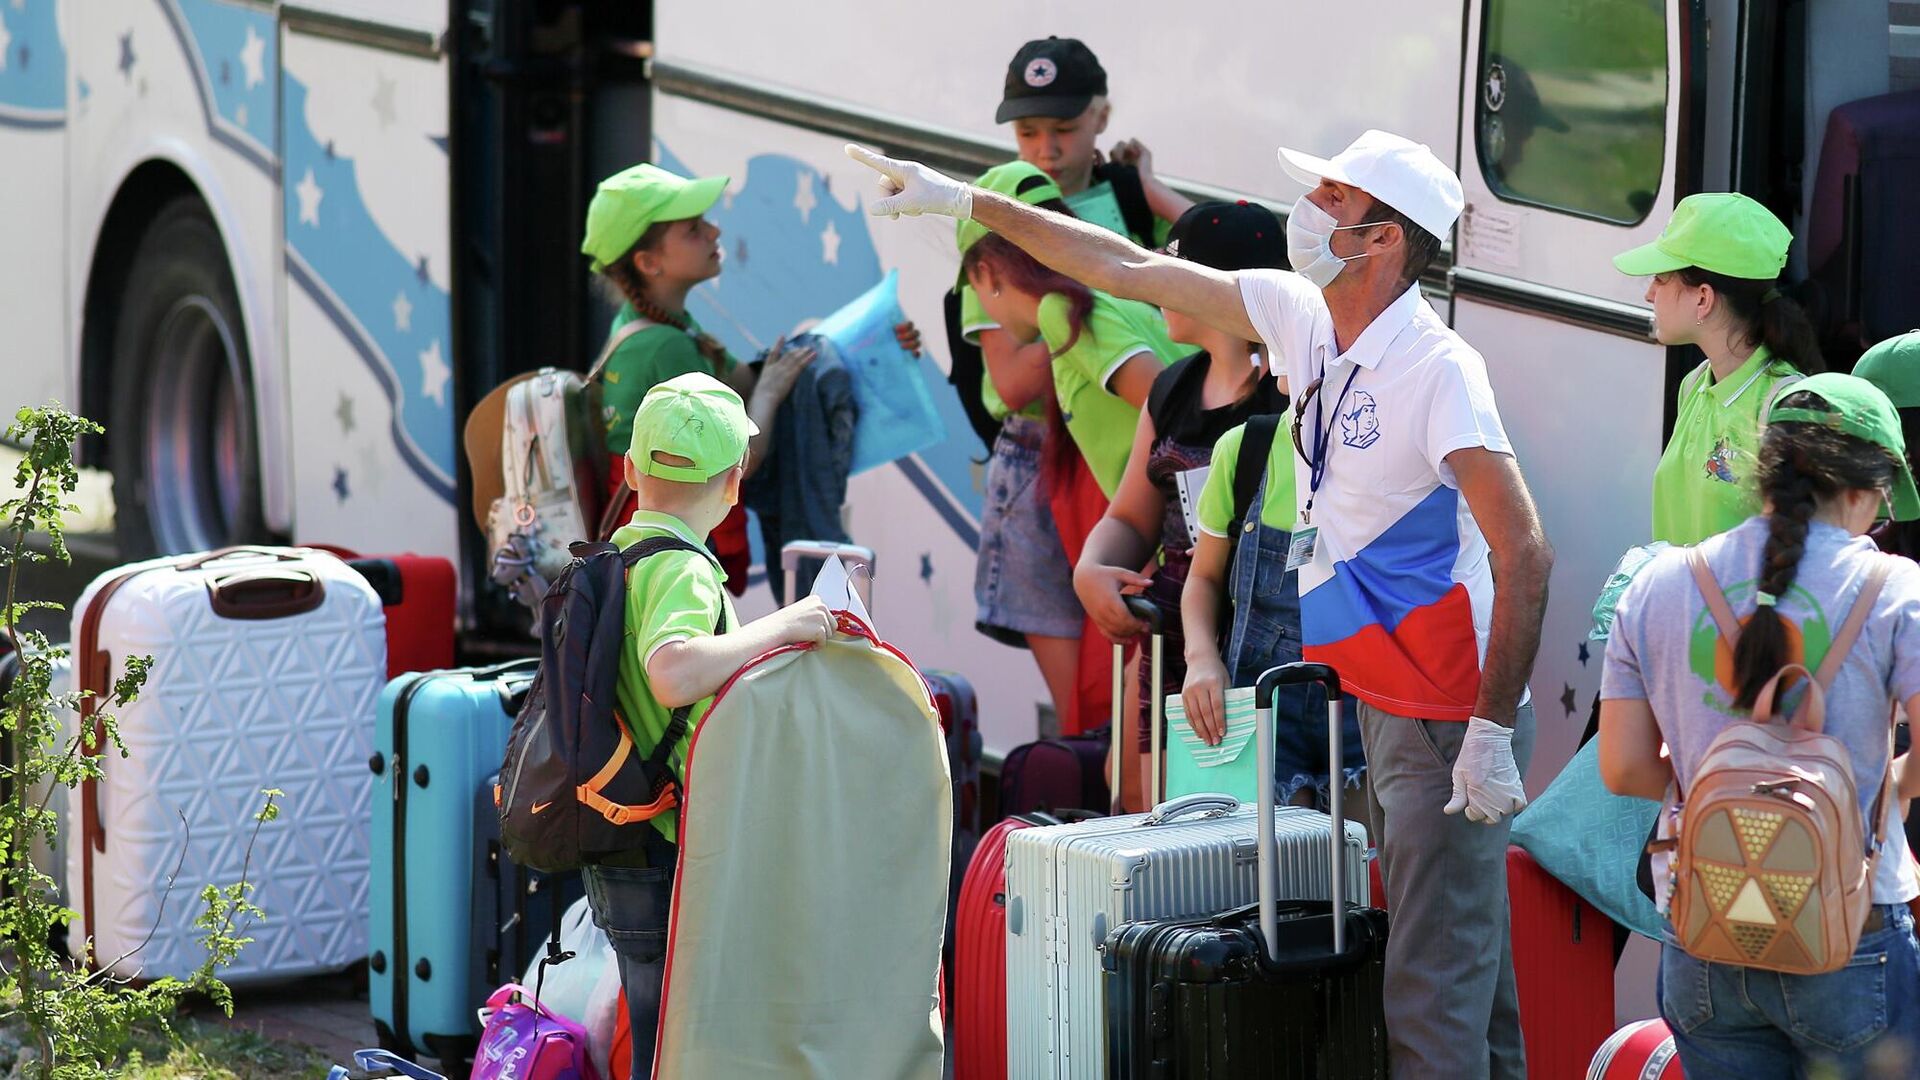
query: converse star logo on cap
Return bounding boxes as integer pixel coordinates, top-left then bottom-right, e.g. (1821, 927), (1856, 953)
(1024, 58), (1057, 87)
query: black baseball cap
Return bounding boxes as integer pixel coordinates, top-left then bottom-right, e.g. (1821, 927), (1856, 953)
(1164, 201), (1287, 272)
(996, 38), (1107, 124)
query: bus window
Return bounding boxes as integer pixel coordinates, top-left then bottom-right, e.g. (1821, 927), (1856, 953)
(1475, 0), (1667, 225)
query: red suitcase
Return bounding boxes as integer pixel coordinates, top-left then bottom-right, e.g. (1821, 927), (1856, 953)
(1588, 1018), (1683, 1078)
(303, 545), (456, 678)
(1509, 846), (1617, 1077)
(1368, 847), (1616, 1076)
(952, 812), (1061, 1080)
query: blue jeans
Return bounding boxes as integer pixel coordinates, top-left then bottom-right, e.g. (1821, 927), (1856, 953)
(583, 836), (677, 1080)
(1660, 904), (1920, 1079)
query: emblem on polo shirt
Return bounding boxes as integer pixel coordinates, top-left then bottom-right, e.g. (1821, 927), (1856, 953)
(1703, 437), (1738, 484)
(1024, 58), (1058, 87)
(1341, 390), (1381, 449)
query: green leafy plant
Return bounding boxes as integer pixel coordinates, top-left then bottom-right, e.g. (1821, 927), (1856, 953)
(1, 404), (272, 1078)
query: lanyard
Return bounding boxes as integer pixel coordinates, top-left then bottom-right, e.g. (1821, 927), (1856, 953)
(1303, 363), (1363, 523)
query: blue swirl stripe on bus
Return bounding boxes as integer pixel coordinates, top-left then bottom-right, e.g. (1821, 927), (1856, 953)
(172, 0), (276, 154)
(0, 0), (66, 126)
(283, 73), (456, 503)
(653, 141), (989, 536)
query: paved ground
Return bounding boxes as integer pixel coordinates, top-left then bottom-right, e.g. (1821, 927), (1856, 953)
(207, 971), (377, 1069)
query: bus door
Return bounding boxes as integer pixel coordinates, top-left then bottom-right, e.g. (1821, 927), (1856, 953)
(1448, 0), (1701, 790)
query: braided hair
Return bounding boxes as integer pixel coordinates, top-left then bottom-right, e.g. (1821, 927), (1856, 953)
(596, 222), (732, 370)
(1732, 389), (1900, 708)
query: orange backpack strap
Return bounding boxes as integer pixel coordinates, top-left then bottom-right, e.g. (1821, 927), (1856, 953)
(1811, 558), (1891, 690)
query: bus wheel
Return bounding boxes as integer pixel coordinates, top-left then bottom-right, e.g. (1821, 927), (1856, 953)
(108, 199), (266, 558)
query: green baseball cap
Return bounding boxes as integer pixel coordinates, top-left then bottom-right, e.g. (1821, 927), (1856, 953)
(627, 373), (758, 483)
(1853, 331), (1920, 410)
(955, 160), (1066, 257)
(1768, 371), (1920, 520)
(582, 163), (729, 273)
(1612, 193), (1792, 280)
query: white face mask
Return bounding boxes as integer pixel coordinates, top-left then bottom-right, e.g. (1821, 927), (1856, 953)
(1286, 194), (1383, 288)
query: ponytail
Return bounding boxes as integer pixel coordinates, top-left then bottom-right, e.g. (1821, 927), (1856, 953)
(1731, 390), (1900, 708)
(596, 224), (731, 369)
(1678, 267), (1825, 375)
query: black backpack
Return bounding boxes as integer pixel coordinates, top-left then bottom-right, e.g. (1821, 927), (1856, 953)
(497, 537), (727, 872)
(1228, 414), (1283, 539)
(1091, 161), (1159, 249)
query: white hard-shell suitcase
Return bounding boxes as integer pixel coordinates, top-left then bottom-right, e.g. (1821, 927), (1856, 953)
(66, 546), (385, 983)
(1003, 795), (1369, 1079)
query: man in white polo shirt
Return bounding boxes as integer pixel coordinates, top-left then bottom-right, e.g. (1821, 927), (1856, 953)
(848, 134), (1552, 1079)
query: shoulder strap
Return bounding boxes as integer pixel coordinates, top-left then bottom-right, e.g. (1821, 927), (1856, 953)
(1094, 161), (1158, 248)
(586, 317), (657, 383)
(1686, 548), (1743, 646)
(1813, 557), (1891, 689)
(1146, 353), (1195, 435)
(1231, 415), (1283, 534)
(942, 287), (1002, 451)
(619, 534), (730, 790)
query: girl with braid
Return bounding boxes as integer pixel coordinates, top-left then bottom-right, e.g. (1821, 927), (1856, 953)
(580, 164), (920, 586)
(1598, 373), (1920, 1077)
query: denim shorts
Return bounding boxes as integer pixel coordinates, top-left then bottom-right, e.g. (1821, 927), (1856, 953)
(583, 851), (676, 1080)
(975, 415), (1082, 643)
(1659, 904), (1920, 1079)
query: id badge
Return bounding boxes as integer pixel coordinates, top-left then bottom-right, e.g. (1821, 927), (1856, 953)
(1285, 523), (1318, 571)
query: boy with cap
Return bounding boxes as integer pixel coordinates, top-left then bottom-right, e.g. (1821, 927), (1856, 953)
(996, 37), (1191, 246)
(849, 126), (1555, 1077)
(588, 372), (835, 1079)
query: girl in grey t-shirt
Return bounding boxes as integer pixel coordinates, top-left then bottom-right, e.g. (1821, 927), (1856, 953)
(1600, 374), (1920, 1078)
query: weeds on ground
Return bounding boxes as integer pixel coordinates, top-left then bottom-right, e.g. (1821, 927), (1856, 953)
(0, 404), (274, 1078)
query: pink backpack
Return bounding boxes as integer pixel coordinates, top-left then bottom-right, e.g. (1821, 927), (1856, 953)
(472, 984), (603, 1080)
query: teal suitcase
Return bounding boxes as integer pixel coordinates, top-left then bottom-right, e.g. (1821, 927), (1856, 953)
(370, 660), (538, 1064)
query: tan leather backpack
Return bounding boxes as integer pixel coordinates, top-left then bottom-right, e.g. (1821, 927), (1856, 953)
(1665, 549), (1895, 974)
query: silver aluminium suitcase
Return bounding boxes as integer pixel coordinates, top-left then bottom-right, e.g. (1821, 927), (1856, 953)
(1005, 758), (1368, 1078)
(66, 546), (386, 983)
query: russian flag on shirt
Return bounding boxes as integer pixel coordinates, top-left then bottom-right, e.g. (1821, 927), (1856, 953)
(1298, 484), (1487, 720)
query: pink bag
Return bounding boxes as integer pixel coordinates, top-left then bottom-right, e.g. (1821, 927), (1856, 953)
(472, 984), (603, 1080)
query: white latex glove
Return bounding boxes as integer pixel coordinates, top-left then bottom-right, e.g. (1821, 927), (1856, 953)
(1442, 717), (1528, 824)
(845, 144), (974, 220)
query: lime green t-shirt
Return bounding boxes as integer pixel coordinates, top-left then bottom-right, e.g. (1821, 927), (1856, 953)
(957, 284), (1045, 422)
(1651, 346), (1801, 546)
(1196, 421), (1300, 538)
(600, 305), (737, 456)
(1036, 291), (1183, 497)
(610, 510), (739, 844)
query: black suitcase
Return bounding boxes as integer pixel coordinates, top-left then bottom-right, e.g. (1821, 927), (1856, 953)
(469, 771), (584, 1011)
(1102, 662), (1390, 1078)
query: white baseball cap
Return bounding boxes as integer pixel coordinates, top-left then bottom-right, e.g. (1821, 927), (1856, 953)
(1276, 129), (1465, 241)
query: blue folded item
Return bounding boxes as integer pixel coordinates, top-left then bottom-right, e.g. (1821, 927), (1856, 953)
(1509, 737), (1664, 940)
(327, 1049), (447, 1080)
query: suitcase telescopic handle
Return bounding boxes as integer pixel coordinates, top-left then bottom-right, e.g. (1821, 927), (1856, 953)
(1254, 662), (1346, 961)
(1107, 597), (1166, 814)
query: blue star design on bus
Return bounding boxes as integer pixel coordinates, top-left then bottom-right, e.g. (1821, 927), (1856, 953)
(654, 142), (988, 545)
(920, 553), (933, 584)
(117, 30), (135, 80)
(332, 467), (350, 503)
(1577, 641), (1590, 666)
(0, 0), (66, 126)
(1560, 683), (1576, 718)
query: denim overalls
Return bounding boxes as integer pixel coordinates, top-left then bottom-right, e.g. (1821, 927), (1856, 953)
(1224, 477), (1366, 803)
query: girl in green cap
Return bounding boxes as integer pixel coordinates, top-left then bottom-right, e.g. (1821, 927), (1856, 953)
(582, 162), (920, 584)
(1598, 373), (1920, 1078)
(1614, 192), (1825, 545)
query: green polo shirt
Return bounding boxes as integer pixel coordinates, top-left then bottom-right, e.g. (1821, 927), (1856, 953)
(1195, 421), (1300, 537)
(1651, 346), (1801, 546)
(1036, 291), (1183, 497)
(610, 509), (738, 845)
(600, 305), (737, 456)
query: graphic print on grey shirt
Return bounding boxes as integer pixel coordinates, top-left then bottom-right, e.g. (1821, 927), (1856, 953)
(1601, 516), (1920, 908)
